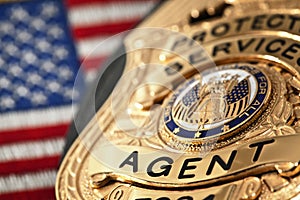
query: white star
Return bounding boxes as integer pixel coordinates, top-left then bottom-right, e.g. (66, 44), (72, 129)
(8, 65), (23, 76)
(15, 85), (29, 97)
(41, 3), (58, 18)
(0, 77), (10, 89)
(5, 43), (19, 56)
(46, 81), (61, 93)
(0, 21), (14, 34)
(22, 51), (37, 64)
(173, 127), (180, 134)
(10, 7), (29, 21)
(222, 125), (230, 132)
(48, 25), (63, 39)
(194, 131), (202, 138)
(58, 67), (73, 80)
(35, 39), (51, 52)
(30, 18), (46, 31)
(16, 30), (32, 44)
(0, 97), (15, 109)
(41, 60), (56, 72)
(63, 88), (74, 100)
(27, 73), (42, 85)
(31, 92), (47, 105)
(54, 46), (69, 60)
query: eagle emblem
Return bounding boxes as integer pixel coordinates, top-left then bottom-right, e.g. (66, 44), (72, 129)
(173, 74), (251, 130)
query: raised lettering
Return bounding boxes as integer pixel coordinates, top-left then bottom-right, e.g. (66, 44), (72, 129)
(212, 42), (231, 57)
(147, 157), (173, 177)
(192, 31), (207, 43)
(189, 49), (208, 65)
(178, 157), (202, 179)
(238, 38), (255, 52)
(165, 62), (183, 75)
(212, 22), (230, 37)
(206, 150), (237, 175)
(267, 14), (284, 28)
(258, 76), (266, 81)
(171, 37), (189, 51)
(119, 151), (138, 173)
(249, 139), (275, 162)
(255, 38), (266, 51)
(288, 15), (300, 30)
(252, 15), (266, 30)
(282, 43), (300, 60)
(266, 39), (285, 53)
(235, 16), (250, 32)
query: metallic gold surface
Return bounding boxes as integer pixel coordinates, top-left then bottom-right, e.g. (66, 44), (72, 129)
(56, 0), (300, 199)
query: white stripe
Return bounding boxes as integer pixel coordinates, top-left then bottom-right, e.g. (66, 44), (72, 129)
(0, 105), (75, 131)
(69, 1), (155, 27)
(85, 68), (102, 83)
(0, 138), (64, 162)
(0, 170), (56, 193)
(77, 35), (121, 59)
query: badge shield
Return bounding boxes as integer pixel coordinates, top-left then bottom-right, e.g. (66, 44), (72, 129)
(56, 0), (300, 199)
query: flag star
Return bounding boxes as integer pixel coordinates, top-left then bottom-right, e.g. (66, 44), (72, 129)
(0, 77), (10, 89)
(8, 65), (23, 76)
(173, 127), (180, 134)
(27, 73), (42, 85)
(41, 3), (58, 18)
(0, 21), (14, 34)
(16, 30), (32, 43)
(47, 81), (61, 92)
(58, 67), (73, 79)
(36, 39), (51, 52)
(41, 60), (56, 72)
(5, 43), (19, 56)
(16, 85), (29, 97)
(0, 97), (15, 109)
(48, 25), (63, 39)
(64, 88), (75, 100)
(10, 7), (29, 21)
(31, 92), (47, 105)
(23, 51), (37, 64)
(30, 18), (46, 31)
(54, 47), (69, 60)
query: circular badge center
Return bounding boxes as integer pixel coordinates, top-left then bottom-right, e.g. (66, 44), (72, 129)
(164, 64), (270, 139)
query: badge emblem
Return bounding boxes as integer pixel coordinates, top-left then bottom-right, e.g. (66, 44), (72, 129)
(161, 63), (272, 151)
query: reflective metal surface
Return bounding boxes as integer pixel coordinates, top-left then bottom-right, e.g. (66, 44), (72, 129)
(56, 0), (300, 199)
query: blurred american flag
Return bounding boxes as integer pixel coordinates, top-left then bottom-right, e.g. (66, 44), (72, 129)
(0, 0), (156, 199)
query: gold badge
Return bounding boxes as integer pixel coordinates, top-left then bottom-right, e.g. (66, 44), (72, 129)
(56, 0), (300, 199)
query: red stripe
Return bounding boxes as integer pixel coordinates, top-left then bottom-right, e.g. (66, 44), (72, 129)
(0, 155), (60, 175)
(0, 123), (69, 145)
(80, 55), (108, 71)
(0, 187), (55, 200)
(72, 19), (138, 39)
(66, 0), (152, 8)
